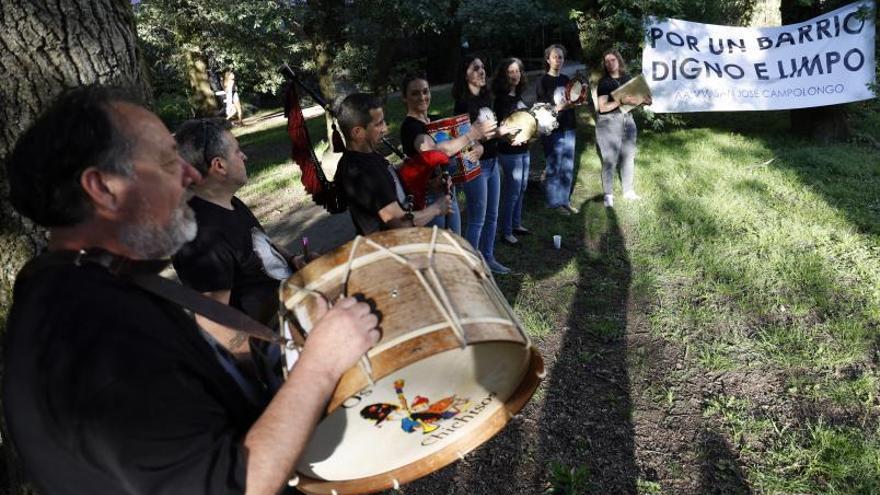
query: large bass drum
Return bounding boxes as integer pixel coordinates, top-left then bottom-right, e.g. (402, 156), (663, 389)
(280, 227), (544, 494)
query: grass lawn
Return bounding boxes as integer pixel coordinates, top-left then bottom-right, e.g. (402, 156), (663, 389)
(232, 93), (880, 494)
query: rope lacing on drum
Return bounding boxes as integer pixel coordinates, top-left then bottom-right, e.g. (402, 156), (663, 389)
(441, 231), (531, 347)
(358, 227), (469, 348)
(282, 266), (375, 386)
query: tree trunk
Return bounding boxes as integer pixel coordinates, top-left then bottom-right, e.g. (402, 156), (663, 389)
(370, 38), (398, 96)
(0, 1), (149, 492)
(780, 0), (850, 142)
(184, 48), (219, 117)
(304, 0), (347, 102)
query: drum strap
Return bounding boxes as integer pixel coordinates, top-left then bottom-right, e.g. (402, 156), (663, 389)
(30, 249), (287, 346)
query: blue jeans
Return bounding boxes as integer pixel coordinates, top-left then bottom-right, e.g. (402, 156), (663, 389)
(426, 186), (461, 234)
(499, 152), (530, 236)
(462, 157), (501, 263)
(541, 129), (576, 208)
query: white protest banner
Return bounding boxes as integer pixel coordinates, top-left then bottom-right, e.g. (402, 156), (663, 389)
(643, 1), (876, 113)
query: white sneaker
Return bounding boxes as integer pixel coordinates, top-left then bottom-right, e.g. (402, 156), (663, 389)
(604, 194), (614, 208)
(502, 234), (518, 245)
(623, 191), (641, 201)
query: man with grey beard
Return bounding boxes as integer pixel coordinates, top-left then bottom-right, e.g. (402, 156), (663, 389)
(2, 86), (380, 495)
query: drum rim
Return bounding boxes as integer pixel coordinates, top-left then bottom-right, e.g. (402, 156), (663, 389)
(293, 345), (545, 495)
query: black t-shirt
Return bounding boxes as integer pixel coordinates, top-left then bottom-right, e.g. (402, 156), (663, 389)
(535, 73), (577, 130)
(494, 92), (529, 155)
(173, 196), (291, 326)
(335, 149), (404, 235)
(454, 91), (498, 159)
(400, 116), (430, 158)
(3, 256), (266, 495)
(597, 74), (632, 114)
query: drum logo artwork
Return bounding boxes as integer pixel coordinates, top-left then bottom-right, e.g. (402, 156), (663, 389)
(360, 379), (496, 447)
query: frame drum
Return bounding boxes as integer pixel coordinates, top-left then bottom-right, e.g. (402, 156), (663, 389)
(501, 110), (538, 143)
(280, 227), (544, 494)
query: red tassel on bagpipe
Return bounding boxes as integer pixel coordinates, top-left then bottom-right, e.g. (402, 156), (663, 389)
(284, 81), (346, 213)
(284, 81), (323, 194)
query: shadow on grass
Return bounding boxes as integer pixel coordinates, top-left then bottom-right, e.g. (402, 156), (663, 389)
(697, 430), (750, 495)
(530, 206), (636, 493)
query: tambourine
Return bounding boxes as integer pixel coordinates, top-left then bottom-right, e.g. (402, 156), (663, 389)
(477, 107), (497, 126)
(500, 103), (559, 143)
(564, 73), (589, 106)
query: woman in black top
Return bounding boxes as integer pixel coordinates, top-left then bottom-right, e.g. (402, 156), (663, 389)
(535, 44), (579, 215)
(452, 55), (510, 274)
(399, 75), (493, 233)
(595, 49), (652, 208)
(492, 57), (532, 245)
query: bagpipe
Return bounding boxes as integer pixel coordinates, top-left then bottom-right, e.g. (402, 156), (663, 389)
(281, 64), (347, 214)
(281, 64), (452, 214)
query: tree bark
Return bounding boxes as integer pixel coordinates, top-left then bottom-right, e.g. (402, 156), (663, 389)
(184, 48), (219, 116)
(0, 1), (149, 492)
(370, 38), (398, 96)
(780, 0), (850, 142)
(303, 0), (347, 102)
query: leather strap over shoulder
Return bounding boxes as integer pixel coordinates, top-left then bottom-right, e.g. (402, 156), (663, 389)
(28, 249), (288, 347)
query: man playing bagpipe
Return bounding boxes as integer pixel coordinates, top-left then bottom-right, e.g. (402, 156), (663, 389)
(333, 93), (452, 235)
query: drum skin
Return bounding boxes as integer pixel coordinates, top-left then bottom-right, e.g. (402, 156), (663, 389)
(501, 110), (538, 143)
(280, 227), (544, 494)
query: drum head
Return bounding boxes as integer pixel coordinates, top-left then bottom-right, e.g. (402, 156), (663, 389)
(501, 111), (537, 142)
(295, 343), (543, 494)
(530, 104), (559, 136)
(568, 80), (584, 103)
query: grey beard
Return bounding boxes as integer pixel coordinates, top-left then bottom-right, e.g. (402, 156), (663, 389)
(119, 204), (197, 259)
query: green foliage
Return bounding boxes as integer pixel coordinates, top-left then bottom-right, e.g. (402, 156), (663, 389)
(636, 478), (665, 494)
(457, 0), (572, 64)
(135, 0), (306, 99)
(153, 92), (194, 130)
(569, 0), (758, 68)
(546, 462), (591, 494)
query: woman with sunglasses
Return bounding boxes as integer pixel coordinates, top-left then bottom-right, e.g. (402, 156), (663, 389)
(452, 55), (510, 274)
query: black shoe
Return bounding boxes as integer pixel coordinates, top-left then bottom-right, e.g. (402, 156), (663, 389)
(513, 226), (531, 236)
